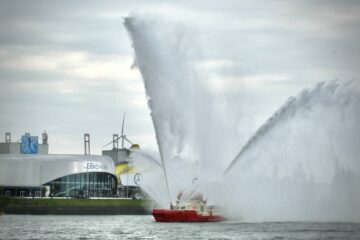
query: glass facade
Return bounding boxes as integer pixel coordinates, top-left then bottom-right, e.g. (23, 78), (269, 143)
(0, 186), (43, 198)
(45, 172), (117, 198)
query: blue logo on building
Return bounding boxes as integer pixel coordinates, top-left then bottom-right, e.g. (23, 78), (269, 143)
(21, 133), (38, 154)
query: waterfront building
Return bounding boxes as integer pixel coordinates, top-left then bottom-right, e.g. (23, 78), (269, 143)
(0, 132), (117, 198)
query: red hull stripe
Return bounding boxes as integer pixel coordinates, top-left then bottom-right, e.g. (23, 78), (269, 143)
(152, 209), (225, 222)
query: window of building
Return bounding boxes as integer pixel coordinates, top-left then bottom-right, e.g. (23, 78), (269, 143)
(46, 172), (117, 198)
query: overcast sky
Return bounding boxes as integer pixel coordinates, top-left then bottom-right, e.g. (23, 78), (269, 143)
(0, 0), (359, 155)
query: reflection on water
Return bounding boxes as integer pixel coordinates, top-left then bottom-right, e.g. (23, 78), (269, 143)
(1, 215), (360, 240)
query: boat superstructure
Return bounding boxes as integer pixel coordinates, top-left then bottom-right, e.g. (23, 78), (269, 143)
(152, 193), (225, 222)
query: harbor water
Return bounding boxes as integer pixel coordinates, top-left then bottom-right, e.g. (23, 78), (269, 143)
(1, 215), (360, 240)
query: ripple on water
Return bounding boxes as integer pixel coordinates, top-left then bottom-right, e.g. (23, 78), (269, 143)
(1, 215), (360, 240)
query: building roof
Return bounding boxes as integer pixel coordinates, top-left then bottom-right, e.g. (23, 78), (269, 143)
(0, 154), (115, 187)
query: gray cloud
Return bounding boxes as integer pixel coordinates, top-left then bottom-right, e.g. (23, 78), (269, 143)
(0, 0), (359, 154)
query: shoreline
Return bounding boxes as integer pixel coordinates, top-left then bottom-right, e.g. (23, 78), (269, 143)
(0, 197), (153, 215)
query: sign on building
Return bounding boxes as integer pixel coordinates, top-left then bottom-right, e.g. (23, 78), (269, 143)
(21, 133), (38, 154)
(83, 162), (109, 171)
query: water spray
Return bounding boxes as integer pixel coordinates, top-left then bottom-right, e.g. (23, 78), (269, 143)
(223, 82), (327, 175)
(123, 14), (360, 221)
(124, 16), (172, 205)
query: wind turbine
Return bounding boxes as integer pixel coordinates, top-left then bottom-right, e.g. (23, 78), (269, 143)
(103, 113), (133, 149)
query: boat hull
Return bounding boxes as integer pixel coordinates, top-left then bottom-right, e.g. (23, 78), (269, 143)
(152, 209), (225, 222)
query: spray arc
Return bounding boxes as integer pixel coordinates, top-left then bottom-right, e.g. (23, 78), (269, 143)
(124, 15), (360, 222)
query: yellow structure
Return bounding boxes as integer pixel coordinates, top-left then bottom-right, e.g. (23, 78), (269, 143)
(115, 162), (142, 187)
(115, 162), (137, 176)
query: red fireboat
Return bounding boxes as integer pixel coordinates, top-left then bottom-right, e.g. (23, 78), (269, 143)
(152, 192), (225, 222)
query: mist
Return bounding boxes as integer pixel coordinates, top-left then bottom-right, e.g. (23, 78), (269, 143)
(124, 15), (234, 202)
(124, 14), (360, 221)
(218, 81), (360, 221)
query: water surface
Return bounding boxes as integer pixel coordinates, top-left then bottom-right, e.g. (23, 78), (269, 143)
(1, 215), (359, 240)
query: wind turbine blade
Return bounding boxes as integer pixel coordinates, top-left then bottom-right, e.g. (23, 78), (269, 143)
(102, 136), (124, 148)
(121, 112), (126, 137)
(124, 137), (133, 145)
(121, 112), (126, 148)
(102, 140), (114, 148)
